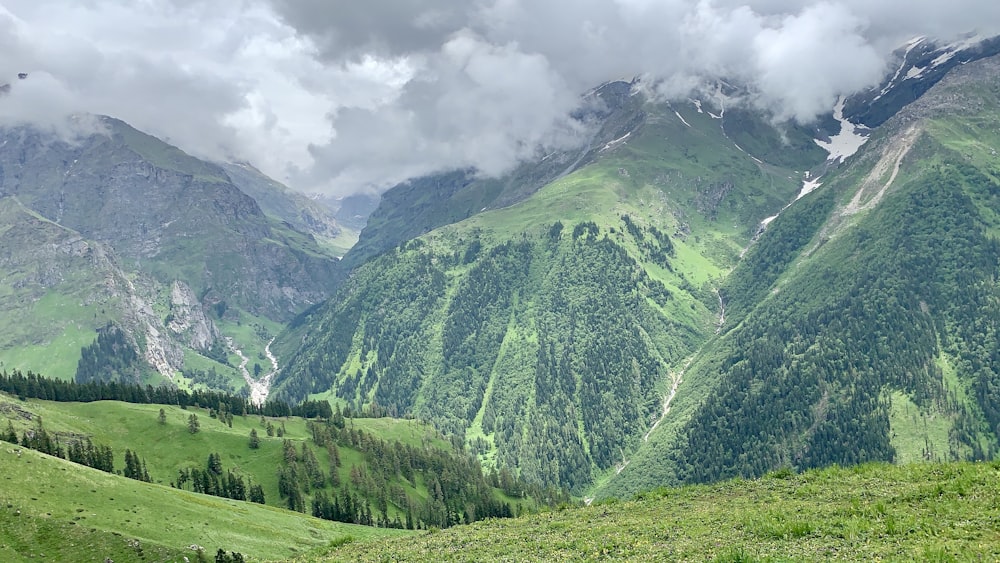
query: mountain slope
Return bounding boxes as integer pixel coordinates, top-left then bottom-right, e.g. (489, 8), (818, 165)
(0, 198), (125, 377)
(220, 161), (365, 257)
(273, 83), (829, 492)
(0, 380), (546, 538)
(602, 52), (1000, 498)
(277, 46), (1000, 498)
(0, 117), (340, 384)
(0, 440), (397, 561)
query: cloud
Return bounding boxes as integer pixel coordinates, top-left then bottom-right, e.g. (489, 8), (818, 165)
(298, 31), (587, 191)
(0, 1), (324, 181)
(2, 1), (1000, 195)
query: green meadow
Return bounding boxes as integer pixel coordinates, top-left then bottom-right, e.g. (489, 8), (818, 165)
(312, 461), (1000, 562)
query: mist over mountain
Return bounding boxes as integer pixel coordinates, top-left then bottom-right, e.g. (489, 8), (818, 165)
(3, 1), (1000, 196)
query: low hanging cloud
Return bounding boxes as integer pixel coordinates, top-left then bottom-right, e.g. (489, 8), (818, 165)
(2, 1), (1000, 195)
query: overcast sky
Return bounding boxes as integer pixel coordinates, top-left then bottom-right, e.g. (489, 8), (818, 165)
(1, 1), (998, 196)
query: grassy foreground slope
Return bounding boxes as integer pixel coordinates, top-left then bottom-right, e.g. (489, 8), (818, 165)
(0, 444), (403, 562)
(313, 462), (1000, 562)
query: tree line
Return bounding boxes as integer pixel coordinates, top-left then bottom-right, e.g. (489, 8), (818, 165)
(0, 368), (330, 419)
(3, 416), (150, 483)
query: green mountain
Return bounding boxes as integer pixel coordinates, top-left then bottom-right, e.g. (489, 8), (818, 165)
(603, 51), (1000, 499)
(0, 117), (340, 386)
(272, 78), (830, 492)
(275, 53), (1000, 499)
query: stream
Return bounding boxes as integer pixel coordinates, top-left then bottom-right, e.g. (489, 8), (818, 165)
(228, 337), (279, 406)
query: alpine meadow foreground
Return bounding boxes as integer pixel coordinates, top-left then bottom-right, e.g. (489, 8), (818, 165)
(307, 462), (1000, 562)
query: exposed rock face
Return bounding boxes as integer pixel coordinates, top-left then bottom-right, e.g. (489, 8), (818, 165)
(167, 280), (219, 351)
(220, 162), (343, 241)
(0, 116), (341, 378)
(0, 117), (338, 321)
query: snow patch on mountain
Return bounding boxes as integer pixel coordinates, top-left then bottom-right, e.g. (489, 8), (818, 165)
(873, 36), (926, 102)
(798, 176), (824, 200)
(674, 110), (692, 128)
(905, 66), (926, 80)
(814, 96), (868, 162)
(599, 132), (631, 152)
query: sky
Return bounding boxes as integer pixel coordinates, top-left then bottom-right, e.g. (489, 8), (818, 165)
(1, 0), (998, 196)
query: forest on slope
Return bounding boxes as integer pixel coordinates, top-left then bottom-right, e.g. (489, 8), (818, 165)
(276, 55), (1000, 499)
(272, 84), (826, 493)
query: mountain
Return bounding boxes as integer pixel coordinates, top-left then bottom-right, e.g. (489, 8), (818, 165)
(843, 34), (1000, 127)
(326, 192), (381, 232)
(0, 117), (340, 385)
(272, 77), (830, 492)
(601, 49), (1000, 499)
(273, 42), (1000, 497)
(220, 161), (367, 258)
(340, 80), (664, 269)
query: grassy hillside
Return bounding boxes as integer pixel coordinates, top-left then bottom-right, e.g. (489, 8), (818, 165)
(0, 388), (542, 537)
(0, 199), (121, 379)
(0, 391), (444, 499)
(0, 443), (402, 562)
(311, 461), (1000, 562)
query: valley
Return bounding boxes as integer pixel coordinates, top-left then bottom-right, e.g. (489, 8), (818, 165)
(1, 16), (1000, 561)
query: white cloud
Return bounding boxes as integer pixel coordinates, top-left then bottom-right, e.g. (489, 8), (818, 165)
(2, 0), (999, 195)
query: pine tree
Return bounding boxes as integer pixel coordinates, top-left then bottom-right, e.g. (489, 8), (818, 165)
(3, 420), (16, 443)
(188, 413), (200, 434)
(124, 449), (138, 479)
(158, 408), (167, 425)
(248, 483), (265, 504)
(248, 428), (260, 449)
(208, 452), (223, 475)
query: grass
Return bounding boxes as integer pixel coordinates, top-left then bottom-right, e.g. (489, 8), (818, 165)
(888, 391), (954, 464)
(0, 393), (450, 519)
(0, 321), (97, 381)
(318, 227), (361, 258)
(0, 443), (405, 561)
(314, 461), (1000, 562)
